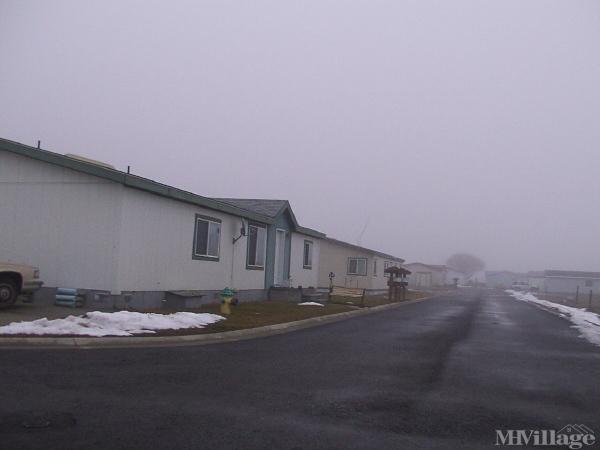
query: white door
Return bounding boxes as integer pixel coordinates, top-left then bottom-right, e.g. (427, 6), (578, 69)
(274, 229), (286, 286)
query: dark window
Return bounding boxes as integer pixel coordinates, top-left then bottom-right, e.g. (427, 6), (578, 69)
(193, 215), (221, 260)
(348, 258), (367, 276)
(373, 259), (377, 276)
(247, 223), (266, 268)
(303, 240), (313, 269)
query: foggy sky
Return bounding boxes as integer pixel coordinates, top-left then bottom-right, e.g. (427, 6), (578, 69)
(1, 1), (599, 273)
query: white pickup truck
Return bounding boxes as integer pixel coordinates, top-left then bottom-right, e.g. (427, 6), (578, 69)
(0, 262), (43, 309)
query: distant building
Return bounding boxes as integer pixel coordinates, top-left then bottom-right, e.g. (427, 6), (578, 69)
(445, 268), (467, 286)
(542, 270), (600, 294)
(485, 271), (527, 289)
(526, 271), (545, 291)
(317, 237), (404, 291)
(404, 263), (448, 288)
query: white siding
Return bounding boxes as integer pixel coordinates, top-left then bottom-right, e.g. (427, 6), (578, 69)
(116, 188), (265, 292)
(372, 259), (401, 290)
(289, 232), (320, 288)
(317, 240), (374, 289)
(0, 151), (123, 290)
(0, 151), (265, 293)
(405, 263), (446, 288)
(544, 277), (599, 294)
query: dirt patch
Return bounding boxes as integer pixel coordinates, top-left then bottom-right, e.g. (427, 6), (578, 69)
(329, 290), (428, 308)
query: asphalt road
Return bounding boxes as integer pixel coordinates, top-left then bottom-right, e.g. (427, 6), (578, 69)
(2, 289), (600, 450)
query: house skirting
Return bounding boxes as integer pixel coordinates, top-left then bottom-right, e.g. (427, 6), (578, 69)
(30, 287), (268, 310)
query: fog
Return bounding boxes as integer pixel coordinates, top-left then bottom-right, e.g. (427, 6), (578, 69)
(1, 1), (599, 273)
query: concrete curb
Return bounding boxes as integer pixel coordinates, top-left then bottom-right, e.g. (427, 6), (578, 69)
(0, 296), (434, 350)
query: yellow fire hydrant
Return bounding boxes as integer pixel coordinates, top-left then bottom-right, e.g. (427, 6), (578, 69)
(219, 287), (235, 315)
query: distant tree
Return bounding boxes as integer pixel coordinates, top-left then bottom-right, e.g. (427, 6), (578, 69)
(446, 253), (485, 280)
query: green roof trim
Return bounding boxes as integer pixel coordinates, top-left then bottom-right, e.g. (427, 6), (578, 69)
(0, 137), (274, 224)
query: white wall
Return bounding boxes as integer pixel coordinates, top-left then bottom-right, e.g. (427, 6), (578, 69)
(289, 232), (320, 288)
(371, 259), (402, 290)
(116, 188), (265, 292)
(0, 151), (266, 293)
(544, 277), (599, 294)
(318, 240), (373, 289)
(405, 263), (446, 288)
(317, 240), (404, 290)
(0, 151), (123, 290)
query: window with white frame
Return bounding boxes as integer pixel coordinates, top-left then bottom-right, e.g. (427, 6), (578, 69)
(348, 257), (367, 276)
(193, 214), (221, 260)
(303, 240), (313, 269)
(247, 223), (267, 269)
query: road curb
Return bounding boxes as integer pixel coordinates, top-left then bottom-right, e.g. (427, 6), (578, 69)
(0, 296), (434, 350)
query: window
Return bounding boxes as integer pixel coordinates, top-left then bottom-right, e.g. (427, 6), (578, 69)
(247, 223), (267, 269)
(585, 280), (593, 287)
(373, 259), (377, 276)
(348, 257), (367, 276)
(193, 214), (221, 260)
(303, 240), (313, 269)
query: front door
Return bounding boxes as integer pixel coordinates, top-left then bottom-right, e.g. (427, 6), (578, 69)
(274, 229), (286, 286)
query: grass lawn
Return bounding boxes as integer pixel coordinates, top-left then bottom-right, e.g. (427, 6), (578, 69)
(146, 291), (429, 336)
(144, 301), (357, 336)
(0, 292), (428, 337)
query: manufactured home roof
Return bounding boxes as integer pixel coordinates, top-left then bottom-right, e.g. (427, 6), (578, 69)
(323, 237), (404, 263)
(214, 198), (288, 218)
(214, 198), (325, 238)
(544, 270), (600, 279)
(0, 137), (323, 237)
(405, 262), (448, 272)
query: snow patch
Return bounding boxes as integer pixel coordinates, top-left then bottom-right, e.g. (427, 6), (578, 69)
(506, 290), (600, 346)
(298, 302), (324, 307)
(0, 311), (225, 337)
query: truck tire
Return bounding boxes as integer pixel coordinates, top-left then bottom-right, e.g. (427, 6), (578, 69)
(0, 278), (18, 309)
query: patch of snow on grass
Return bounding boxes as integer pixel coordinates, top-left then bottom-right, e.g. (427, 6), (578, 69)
(298, 302), (324, 307)
(506, 289), (600, 346)
(0, 311), (225, 337)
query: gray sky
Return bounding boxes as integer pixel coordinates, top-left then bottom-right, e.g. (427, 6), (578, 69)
(1, 1), (599, 272)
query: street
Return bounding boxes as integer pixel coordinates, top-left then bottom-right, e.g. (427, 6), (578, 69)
(1, 289), (600, 449)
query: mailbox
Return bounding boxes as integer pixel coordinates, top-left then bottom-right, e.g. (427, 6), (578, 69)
(384, 266), (411, 302)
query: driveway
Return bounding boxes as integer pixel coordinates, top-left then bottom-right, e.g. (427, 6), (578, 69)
(1, 289), (599, 449)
